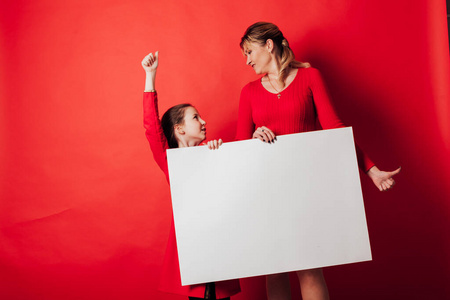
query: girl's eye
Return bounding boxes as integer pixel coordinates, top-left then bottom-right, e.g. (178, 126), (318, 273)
(193, 116), (198, 119)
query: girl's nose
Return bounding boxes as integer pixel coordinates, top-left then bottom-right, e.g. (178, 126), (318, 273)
(200, 118), (206, 125)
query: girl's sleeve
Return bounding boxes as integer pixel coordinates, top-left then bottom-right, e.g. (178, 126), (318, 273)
(235, 84), (256, 141)
(143, 92), (170, 180)
(308, 68), (375, 172)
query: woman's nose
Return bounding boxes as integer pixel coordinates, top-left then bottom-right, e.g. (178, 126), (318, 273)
(246, 56), (251, 65)
(200, 118), (206, 125)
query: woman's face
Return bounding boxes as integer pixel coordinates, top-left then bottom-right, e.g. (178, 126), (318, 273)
(180, 106), (207, 144)
(243, 41), (271, 75)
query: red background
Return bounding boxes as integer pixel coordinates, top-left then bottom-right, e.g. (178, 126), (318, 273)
(1, 0), (449, 299)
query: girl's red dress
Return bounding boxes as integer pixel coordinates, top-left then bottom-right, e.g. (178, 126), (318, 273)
(143, 92), (241, 298)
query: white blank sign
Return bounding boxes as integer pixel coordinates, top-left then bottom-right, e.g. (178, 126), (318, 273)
(167, 127), (371, 286)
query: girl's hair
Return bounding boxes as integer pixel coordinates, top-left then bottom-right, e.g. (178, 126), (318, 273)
(240, 22), (310, 87)
(161, 103), (193, 148)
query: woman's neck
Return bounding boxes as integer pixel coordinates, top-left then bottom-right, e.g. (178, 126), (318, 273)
(262, 66), (297, 91)
(266, 60), (282, 78)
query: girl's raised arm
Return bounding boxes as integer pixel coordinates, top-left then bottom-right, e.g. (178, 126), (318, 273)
(141, 51), (170, 179)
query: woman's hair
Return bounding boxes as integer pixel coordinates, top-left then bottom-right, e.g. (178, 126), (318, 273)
(240, 22), (310, 87)
(161, 103), (193, 148)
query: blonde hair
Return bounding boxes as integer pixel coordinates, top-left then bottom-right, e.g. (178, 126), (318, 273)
(240, 22), (310, 87)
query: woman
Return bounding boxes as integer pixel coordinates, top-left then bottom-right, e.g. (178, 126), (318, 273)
(235, 22), (401, 300)
(142, 51), (240, 300)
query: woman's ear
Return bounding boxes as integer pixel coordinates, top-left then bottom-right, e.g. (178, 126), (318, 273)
(174, 124), (185, 135)
(266, 39), (274, 53)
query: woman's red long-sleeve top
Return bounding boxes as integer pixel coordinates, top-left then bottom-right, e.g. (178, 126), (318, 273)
(236, 67), (374, 172)
(143, 92), (241, 298)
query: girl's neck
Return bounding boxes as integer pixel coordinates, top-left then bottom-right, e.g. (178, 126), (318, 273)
(177, 139), (202, 148)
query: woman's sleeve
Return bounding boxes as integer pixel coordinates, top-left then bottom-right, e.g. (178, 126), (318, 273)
(308, 68), (375, 172)
(143, 92), (170, 180)
(235, 85), (255, 141)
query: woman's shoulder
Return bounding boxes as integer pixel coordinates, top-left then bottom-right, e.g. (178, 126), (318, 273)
(241, 77), (263, 94)
(244, 77), (263, 87)
(296, 66), (324, 84)
(297, 66), (320, 75)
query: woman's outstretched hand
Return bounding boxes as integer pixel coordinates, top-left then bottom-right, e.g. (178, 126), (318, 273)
(207, 139), (223, 150)
(142, 51), (159, 73)
(367, 166), (401, 191)
(253, 126), (276, 143)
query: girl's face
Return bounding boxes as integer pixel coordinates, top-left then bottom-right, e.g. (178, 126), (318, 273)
(179, 106), (206, 145)
(243, 41), (272, 75)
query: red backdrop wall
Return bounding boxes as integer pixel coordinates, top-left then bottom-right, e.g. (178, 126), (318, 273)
(1, 0), (449, 299)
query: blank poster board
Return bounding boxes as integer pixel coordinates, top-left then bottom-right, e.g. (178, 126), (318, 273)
(167, 127), (371, 286)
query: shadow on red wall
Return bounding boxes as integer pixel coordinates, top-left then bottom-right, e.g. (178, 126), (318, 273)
(1, 0), (449, 299)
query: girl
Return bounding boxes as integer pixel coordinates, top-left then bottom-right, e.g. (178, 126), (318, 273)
(236, 22), (401, 300)
(142, 51), (240, 300)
